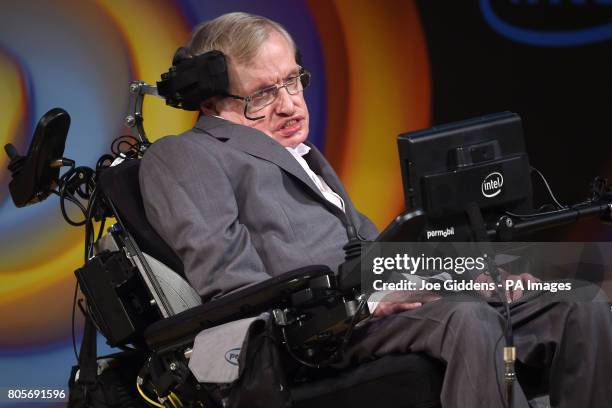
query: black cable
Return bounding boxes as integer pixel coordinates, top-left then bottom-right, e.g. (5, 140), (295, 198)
(502, 167), (577, 222)
(505, 199), (592, 220)
(487, 262), (513, 345)
(110, 135), (141, 159)
(531, 166), (566, 209)
(479, 247), (513, 408)
(497, 286), (513, 408)
(56, 165), (98, 226)
(117, 140), (137, 154)
(84, 187), (99, 261)
(97, 217), (106, 241)
(75, 172), (95, 200)
(493, 333), (508, 408)
(505, 208), (566, 219)
(96, 154), (115, 171)
(71, 280), (80, 362)
(59, 191), (88, 226)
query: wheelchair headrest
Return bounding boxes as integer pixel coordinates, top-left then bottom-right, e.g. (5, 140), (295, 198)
(98, 159), (185, 276)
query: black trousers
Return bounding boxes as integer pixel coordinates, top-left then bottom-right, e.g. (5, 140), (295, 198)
(340, 282), (612, 408)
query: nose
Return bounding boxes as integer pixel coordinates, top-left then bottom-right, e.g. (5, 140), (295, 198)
(274, 86), (296, 116)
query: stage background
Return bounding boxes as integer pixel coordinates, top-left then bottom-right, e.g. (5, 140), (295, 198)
(0, 1), (610, 404)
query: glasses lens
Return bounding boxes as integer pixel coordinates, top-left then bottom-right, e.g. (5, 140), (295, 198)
(247, 88), (276, 113)
(285, 72), (311, 95)
(245, 71), (311, 115)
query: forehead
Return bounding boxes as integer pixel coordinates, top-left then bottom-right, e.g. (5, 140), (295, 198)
(230, 31), (298, 94)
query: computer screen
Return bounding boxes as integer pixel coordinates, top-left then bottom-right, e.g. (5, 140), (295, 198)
(397, 111), (533, 241)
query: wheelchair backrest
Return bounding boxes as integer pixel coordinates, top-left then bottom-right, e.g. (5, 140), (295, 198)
(98, 159), (185, 276)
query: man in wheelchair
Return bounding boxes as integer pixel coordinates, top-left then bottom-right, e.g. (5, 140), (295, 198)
(136, 12), (611, 407)
(5, 11), (612, 408)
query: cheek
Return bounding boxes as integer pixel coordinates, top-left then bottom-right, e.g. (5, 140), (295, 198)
(297, 96), (309, 118)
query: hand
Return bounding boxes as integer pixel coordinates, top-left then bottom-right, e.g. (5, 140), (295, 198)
(371, 290), (441, 319)
(504, 273), (540, 302)
(476, 271), (540, 302)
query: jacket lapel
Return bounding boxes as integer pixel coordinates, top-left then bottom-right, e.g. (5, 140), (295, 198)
(194, 116), (332, 209)
(303, 143), (359, 225)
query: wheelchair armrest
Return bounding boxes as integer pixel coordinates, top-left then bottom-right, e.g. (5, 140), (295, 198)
(144, 265), (333, 350)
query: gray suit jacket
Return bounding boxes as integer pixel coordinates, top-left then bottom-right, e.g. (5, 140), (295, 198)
(140, 115), (378, 302)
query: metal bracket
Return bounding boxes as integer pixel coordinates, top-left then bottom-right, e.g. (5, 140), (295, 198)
(125, 81), (161, 144)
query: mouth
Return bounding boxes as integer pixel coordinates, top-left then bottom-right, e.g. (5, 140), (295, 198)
(281, 118), (299, 129)
(276, 117), (304, 137)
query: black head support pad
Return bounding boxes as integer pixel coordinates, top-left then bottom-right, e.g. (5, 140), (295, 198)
(157, 47), (229, 111)
(157, 47), (306, 112)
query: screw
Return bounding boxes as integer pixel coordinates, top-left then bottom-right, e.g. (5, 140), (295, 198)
(505, 218), (513, 227)
(169, 362), (177, 371)
(129, 83), (140, 93)
(125, 115), (135, 127)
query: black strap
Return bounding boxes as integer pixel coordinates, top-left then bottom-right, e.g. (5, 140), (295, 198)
(465, 202), (489, 242)
(78, 316), (98, 385)
(464, 202), (498, 283)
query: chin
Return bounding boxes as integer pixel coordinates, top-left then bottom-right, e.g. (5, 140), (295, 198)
(282, 132), (308, 148)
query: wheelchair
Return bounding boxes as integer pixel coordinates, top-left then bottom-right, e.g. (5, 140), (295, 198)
(4, 99), (446, 407)
(5, 81), (611, 407)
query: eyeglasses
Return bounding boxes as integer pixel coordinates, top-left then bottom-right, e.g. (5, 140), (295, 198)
(226, 69), (311, 120)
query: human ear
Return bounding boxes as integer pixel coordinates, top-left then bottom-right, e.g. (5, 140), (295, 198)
(200, 97), (221, 116)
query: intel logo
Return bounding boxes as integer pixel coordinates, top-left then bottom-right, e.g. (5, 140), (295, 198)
(480, 0), (612, 47)
(225, 348), (240, 366)
(482, 172), (504, 198)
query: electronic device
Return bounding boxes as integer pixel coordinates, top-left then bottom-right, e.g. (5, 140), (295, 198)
(4, 108), (70, 207)
(397, 111), (533, 241)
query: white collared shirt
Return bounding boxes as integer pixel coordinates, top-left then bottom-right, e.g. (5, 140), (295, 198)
(285, 143), (345, 212)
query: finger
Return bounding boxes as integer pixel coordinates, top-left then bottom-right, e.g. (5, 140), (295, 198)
(520, 273), (540, 283)
(507, 276), (523, 302)
(371, 303), (390, 318)
(479, 287), (494, 298)
(393, 302), (423, 312)
(505, 277), (517, 303)
(512, 285), (523, 302)
(372, 302), (422, 318)
(372, 302), (397, 318)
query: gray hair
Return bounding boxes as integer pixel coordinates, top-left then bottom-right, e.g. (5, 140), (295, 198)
(186, 12), (296, 66)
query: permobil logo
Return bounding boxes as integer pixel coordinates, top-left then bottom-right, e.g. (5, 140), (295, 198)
(482, 172), (503, 198)
(225, 348), (240, 366)
(426, 227), (455, 240)
(480, 0), (612, 47)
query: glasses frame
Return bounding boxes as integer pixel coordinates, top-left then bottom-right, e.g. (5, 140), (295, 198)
(225, 68), (311, 121)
